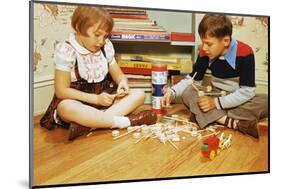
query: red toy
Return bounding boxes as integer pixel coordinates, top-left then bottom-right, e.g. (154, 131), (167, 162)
(201, 135), (221, 160)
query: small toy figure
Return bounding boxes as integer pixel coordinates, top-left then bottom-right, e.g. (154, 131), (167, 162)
(220, 133), (232, 150)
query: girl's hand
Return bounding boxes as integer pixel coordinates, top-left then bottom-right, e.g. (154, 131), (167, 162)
(197, 96), (216, 112)
(161, 87), (175, 108)
(117, 78), (129, 97)
(97, 92), (117, 106)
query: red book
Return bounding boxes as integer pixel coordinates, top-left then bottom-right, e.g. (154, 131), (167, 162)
(171, 32), (195, 42)
(121, 67), (152, 75)
(110, 14), (148, 19)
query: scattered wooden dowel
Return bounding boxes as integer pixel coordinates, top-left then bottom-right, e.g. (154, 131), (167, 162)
(191, 72), (197, 80)
(192, 84), (200, 93)
(198, 131), (220, 140)
(168, 139), (178, 150)
(113, 125), (145, 140)
(135, 132), (153, 144)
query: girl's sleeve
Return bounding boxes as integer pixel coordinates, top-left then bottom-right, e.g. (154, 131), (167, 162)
(104, 39), (117, 65)
(54, 42), (76, 72)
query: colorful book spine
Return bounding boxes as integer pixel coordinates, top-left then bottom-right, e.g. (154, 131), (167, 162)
(120, 67), (152, 75)
(110, 14), (148, 19)
(118, 60), (181, 71)
(116, 54), (178, 64)
(171, 32), (195, 42)
(111, 33), (170, 41)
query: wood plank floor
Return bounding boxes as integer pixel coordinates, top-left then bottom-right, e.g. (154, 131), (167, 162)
(32, 104), (268, 186)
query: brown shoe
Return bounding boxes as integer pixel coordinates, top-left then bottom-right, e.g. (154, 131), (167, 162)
(237, 120), (259, 139)
(68, 123), (91, 141)
(128, 110), (157, 126)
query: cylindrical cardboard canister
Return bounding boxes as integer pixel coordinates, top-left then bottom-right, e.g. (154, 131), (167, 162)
(152, 64), (167, 114)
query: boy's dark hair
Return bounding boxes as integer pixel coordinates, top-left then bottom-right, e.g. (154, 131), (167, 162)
(198, 14), (233, 39)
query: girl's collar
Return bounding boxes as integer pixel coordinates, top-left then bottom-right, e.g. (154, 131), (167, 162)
(68, 33), (100, 56)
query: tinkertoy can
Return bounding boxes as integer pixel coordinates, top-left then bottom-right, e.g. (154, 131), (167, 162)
(152, 64), (168, 114)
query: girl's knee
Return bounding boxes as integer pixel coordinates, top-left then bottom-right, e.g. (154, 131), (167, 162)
(57, 99), (80, 116)
(130, 88), (145, 101)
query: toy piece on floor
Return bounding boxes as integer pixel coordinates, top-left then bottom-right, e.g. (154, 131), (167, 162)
(133, 132), (141, 139)
(219, 133), (232, 150)
(163, 116), (198, 127)
(201, 132), (232, 160)
(201, 135), (221, 160)
(112, 115), (224, 150)
(112, 130), (120, 137)
(113, 125), (146, 140)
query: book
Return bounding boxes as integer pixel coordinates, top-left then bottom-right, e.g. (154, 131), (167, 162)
(111, 31), (170, 41)
(105, 7), (146, 13)
(116, 54), (179, 64)
(117, 60), (181, 71)
(121, 67), (180, 76)
(128, 82), (152, 88)
(113, 25), (165, 32)
(171, 32), (195, 42)
(121, 67), (152, 75)
(110, 14), (148, 19)
(113, 18), (156, 27)
(125, 74), (152, 79)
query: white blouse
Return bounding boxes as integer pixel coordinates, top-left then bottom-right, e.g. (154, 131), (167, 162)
(54, 33), (116, 83)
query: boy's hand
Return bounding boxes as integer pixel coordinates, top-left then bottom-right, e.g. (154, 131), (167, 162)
(161, 87), (175, 108)
(197, 96), (216, 112)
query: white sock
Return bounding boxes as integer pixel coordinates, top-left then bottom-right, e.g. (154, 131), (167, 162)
(112, 116), (131, 129)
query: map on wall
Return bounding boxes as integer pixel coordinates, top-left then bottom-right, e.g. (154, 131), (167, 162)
(33, 3), (75, 82)
(230, 15), (268, 84)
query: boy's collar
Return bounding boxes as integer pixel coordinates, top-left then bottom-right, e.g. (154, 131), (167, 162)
(218, 37), (237, 69)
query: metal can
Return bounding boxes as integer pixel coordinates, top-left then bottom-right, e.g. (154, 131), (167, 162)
(152, 64), (168, 114)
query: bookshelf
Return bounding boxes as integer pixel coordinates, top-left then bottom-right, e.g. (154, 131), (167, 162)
(109, 8), (197, 104)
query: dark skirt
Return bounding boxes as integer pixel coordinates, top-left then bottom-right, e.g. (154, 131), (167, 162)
(39, 75), (117, 130)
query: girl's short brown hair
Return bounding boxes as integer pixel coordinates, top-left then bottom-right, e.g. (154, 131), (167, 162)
(71, 6), (114, 36)
(198, 14), (232, 39)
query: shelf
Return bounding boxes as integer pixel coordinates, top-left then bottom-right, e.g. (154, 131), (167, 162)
(170, 41), (195, 46)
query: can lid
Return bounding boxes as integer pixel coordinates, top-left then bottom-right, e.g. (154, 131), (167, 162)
(152, 64), (167, 71)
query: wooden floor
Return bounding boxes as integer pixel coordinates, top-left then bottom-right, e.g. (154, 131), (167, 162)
(32, 104), (268, 186)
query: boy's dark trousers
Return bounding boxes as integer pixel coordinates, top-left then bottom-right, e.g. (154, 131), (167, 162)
(181, 85), (268, 129)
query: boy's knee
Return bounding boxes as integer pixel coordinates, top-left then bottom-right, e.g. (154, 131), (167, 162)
(181, 86), (194, 105)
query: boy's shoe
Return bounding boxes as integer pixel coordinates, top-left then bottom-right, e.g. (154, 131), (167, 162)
(68, 123), (91, 141)
(237, 120), (259, 139)
(128, 110), (157, 126)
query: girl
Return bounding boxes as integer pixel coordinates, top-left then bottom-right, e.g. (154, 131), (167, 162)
(40, 6), (157, 141)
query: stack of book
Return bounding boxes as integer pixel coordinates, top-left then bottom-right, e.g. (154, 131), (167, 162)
(107, 7), (170, 42)
(116, 53), (192, 76)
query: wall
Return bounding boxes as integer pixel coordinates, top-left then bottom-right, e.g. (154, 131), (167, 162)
(32, 3), (269, 116)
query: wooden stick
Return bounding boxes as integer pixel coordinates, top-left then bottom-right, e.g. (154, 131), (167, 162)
(163, 116), (198, 127)
(191, 72), (197, 80)
(191, 83), (200, 93)
(135, 132), (153, 144)
(163, 116), (189, 123)
(168, 139), (178, 150)
(113, 125), (145, 140)
(198, 131), (220, 140)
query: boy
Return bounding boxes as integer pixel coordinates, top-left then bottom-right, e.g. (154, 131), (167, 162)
(161, 14), (268, 138)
